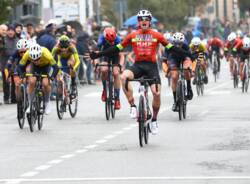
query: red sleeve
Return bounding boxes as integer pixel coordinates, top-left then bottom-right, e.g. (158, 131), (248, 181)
(120, 32), (133, 49)
(218, 39), (224, 48)
(234, 39), (243, 49)
(157, 32), (169, 46)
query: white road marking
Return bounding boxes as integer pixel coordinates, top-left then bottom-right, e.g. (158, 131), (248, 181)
(47, 159), (63, 164)
(20, 171), (39, 177)
(35, 165), (51, 171)
(3, 176), (250, 182)
(123, 127), (132, 130)
(75, 149), (88, 153)
(60, 154), (75, 159)
(84, 144), (97, 149)
(103, 135), (116, 139)
(84, 92), (100, 97)
(208, 90), (231, 95)
(113, 131), (123, 135)
(95, 139), (107, 144)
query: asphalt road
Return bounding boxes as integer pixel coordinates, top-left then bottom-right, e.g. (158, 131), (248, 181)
(0, 61), (250, 184)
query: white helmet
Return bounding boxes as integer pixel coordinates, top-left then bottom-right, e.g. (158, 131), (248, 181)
(172, 32), (185, 43)
(227, 32), (236, 42)
(29, 43), (42, 60)
(243, 37), (250, 49)
(191, 37), (201, 46)
(16, 38), (29, 50)
(137, 10), (152, 20)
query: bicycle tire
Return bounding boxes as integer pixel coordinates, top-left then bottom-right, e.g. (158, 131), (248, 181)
(138, 95), (145, 147)
(69, 85), (78, 118)
(177, 81), (183, 121)
(183, 100), (187, 119)
(144, 123), (149, 144)
(37, 93), (45, 130)
(104, 83), (110, 120)
(56, 83), (65, 120)
(28, 100), (36, 132)
(109, 80), (115, 119)
(17, 85), (26, 129)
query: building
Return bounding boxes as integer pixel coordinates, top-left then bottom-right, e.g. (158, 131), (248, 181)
(201, 0), (240, 23)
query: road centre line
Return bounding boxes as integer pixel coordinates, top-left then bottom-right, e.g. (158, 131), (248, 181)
(47, 159), (63, 164)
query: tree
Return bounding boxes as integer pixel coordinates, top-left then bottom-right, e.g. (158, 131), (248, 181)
(0, 0), (24, 24)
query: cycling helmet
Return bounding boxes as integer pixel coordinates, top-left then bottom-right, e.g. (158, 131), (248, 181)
(59, 35), (70, 48)
(227, 32), (236, 42)
(16, 38), (29, 50)
(137, 10), (152, 20)
(191, 37), (201, 46)
(103, 27), (117, 43)
(29, 43), (42, 60)
(172, 32), (185, 43)
(243, 37), (250, 49)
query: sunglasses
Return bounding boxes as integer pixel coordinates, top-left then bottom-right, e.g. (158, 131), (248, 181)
(19, 51), (26, 54)
(138, 17), (151, 22)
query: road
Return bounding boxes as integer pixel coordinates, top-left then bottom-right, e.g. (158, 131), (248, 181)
(0, 61), (250, 184)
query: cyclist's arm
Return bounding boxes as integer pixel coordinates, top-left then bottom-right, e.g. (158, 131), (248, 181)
(72, 49), (81, 71)
(18, 51), (29, 75)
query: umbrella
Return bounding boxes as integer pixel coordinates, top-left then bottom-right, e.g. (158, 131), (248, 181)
(123, 15), (158, 27)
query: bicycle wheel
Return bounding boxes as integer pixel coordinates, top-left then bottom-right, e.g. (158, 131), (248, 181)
(213, 58), (218, 82)
(104, 83), (110, 120)
(144, 123), (149, 144)
(233, 74), (238, 88)
(56, 83), (65, 120)
(183, 100), (187, 119)
(69, 84), (78, 118)
(28, 100), (36, 132)
(176, 81), (183, 121)
(17, 85), (26, 129)
(138, 95), (145, 147)
(109, 81), (115, 119)
(37, 92), (45, 130)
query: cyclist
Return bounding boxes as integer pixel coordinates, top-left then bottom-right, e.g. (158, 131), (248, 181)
(224, 32), (243, 77)
(190, 37), (208, 85)
(5, 38), (30, 102)
(166, 32), (193, 112)
(239, 37), (250, 81)
(52, 35), (80, 97)
(97, 27), (122, 110)
(18, 43), (59, 114)
(89, 10), (191, 134)
(207, 36), (224, 72)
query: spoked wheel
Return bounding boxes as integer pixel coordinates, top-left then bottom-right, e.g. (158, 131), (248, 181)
(104, 84), (110, 120)
(233, 74), (239, 88)
(37, 93), (45, 130)
(183, 100), (187, 119)
(69, 85), (78, 118)
(109, 82), (115, 119)
(144, 123), (150, 144)
(28, 100), (37, 132)
(177, 81), (183, 121)
(196, 82), (201, 96)
(138, 96), (145, 147)
(213, 59), (218, 82)
(56, 85), (65, 119)
(17, 85), (26, 129)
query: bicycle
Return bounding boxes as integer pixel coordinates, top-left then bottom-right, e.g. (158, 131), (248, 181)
(194, 53), (205, 96)
(95, 62), (121, 120)
(56, 67), (78, 119)
(242, 58), (250, 93)
(125, 77), (157, 147)
(172, 62), (191, 120)
(26, 73), (46, 132)
(211, 50), (219, 82)
(17, 77), (28, 129)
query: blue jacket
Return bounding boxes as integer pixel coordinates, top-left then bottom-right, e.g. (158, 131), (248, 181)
(97, 34), (121, 51)
(37, 33), (56, 52)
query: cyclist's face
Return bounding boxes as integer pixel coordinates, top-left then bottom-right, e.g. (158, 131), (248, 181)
(33, 58), (41, 65)
(18, 49), (26, 56)
(138, 17), (151, 30)
(174, 42), (183, 48)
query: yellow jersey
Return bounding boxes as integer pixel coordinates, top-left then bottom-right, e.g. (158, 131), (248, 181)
(189, 43), (207, 53)
(20, 47), (57, 67)
(52, 44), (80, 71)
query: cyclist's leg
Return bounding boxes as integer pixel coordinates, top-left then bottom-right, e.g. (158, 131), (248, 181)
(169, 58), (179, 110)
(239, 59), (244, 81)
(100, 57), (109, 101)
(201, 59), (208, 84)
(26, 64), (36, 112)
(112, 56), (121, 109)
(229, 55), (234, 76)
(184, 58), (193, 100)
(13, 74), (21, 102)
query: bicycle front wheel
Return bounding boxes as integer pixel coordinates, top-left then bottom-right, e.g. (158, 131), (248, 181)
(176, 81), (183, 121)
(138, 95), (145, 147)
(69, 85), (78, 118)
(37, 93), (45, 130)
(17, 85), (26, 129)
(109, 81), (115, 119)
(28, 100), (37, 132)
(56, 83), (65, 120)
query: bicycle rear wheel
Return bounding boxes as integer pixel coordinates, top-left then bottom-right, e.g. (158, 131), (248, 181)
(37, 93), (45, 130)
(56, 83), (65, 120)
(17, 85), (26, 129)
(138, 95), (145, 147)
(69, 84), (78, 118)
(28, 100), (37, 132)
(109, 81), (115, 119)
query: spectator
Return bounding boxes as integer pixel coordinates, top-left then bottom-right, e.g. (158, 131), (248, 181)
(223, 21), (231, 41)
(76, 30), (94, 84)
(37, 23), (56, 51)
(26, 23), (35, 39)
(2, 25), (18, 104)
(14, 22), (25, 39)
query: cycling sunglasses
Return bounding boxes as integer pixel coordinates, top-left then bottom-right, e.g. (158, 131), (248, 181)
(138, 16), (151, 22)
(19, 51), (26, 54)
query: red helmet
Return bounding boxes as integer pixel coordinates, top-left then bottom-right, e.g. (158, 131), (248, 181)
(103, 27), (116, 43)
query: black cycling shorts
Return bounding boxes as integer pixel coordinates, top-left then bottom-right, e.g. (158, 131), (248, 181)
(101, 54), (119, 64)
(128, 61), (161, 85)
(30, 64), (51, 76)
